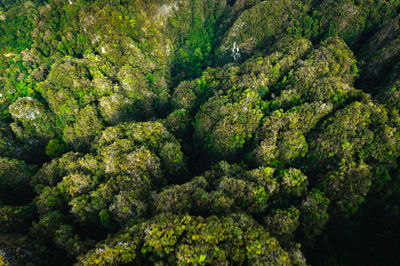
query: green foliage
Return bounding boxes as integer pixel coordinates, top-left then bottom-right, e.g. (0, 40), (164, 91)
(279, 168), (308, 198)
(79, 213), (296, 265)
(29, 121), (188, 256)
(300, 189), (330, 243)
(140, 213), (293, 265)
(0, 203), (35, 233)
(195, 89), (264, 160)
(0, 2), (37, 53)
(45, 138), (66, 158)
(172, 19), (216, 82)
(169, 0), (225, 84)
(0, 157), (34, 205)
(217, 0), (314, 61)
(1, 0), (400, 265)
(77, 232), (139, 265)
(265, 206), (300, 245)
(255, 102), (330, 166)
(98, 209), (111, 228)
(9, 97), (57, 142)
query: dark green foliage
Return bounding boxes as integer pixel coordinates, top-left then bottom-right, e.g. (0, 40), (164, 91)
(1, 0), (400, 265)
(45, 138), (67, 158)
(0, 1), (42, 53)
(98, 209), (111, 228)
(0, 157), (34, 205)
(0, 203), (35, 233)
(172, 19), (216, 82)
(264, 206), (300, 245)
(169, 0), (226, 83)
(217, 0), (314, 61)
(299, 189), (330, 243)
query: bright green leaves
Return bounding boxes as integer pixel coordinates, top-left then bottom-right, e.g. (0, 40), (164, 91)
(140, 213), (293, 265)
(36, 52), (171, 150)
(253, 185), (268, 204)
(172, 24), (216, 83)
(279, 168), (308, 198)
(274, 37), (358, 110)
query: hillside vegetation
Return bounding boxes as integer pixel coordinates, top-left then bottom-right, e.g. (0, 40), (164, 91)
(1, 0), (400, 265)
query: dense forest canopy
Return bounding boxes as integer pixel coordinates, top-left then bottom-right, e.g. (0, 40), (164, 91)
(1, 0), (400, 265)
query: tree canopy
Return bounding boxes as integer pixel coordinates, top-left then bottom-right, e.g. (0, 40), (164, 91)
(1, 0), (400, 265)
